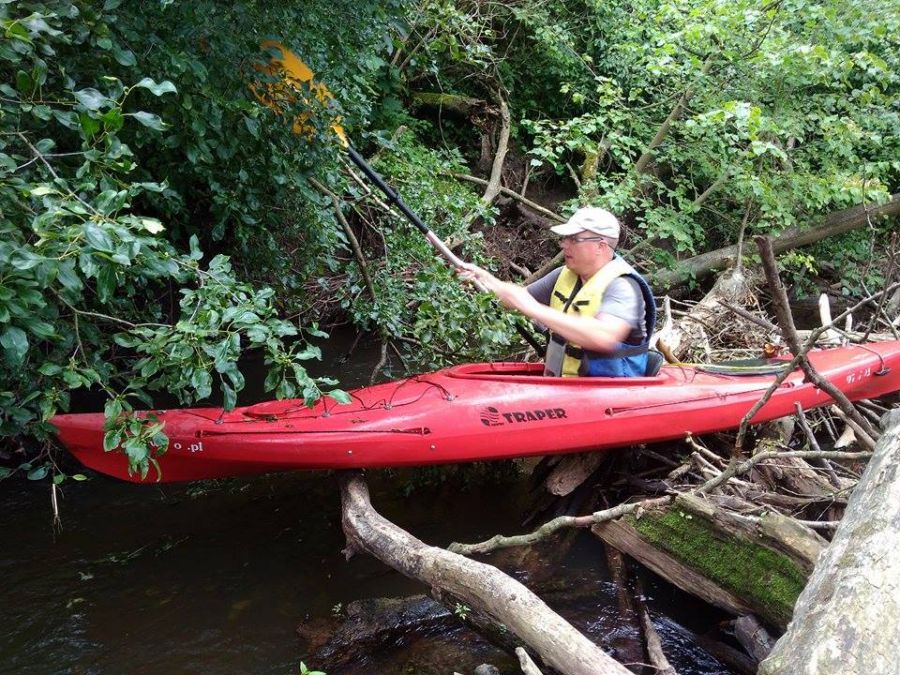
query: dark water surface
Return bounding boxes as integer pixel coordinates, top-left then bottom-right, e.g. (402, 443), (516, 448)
(1, 335), (738, 674)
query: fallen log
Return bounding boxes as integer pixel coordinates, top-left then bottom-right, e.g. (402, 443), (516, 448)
(339, 471), (631, 675)
(649, 193), (900, 292)
(592, 493), (825, 630)
(759, 410), (900, 675)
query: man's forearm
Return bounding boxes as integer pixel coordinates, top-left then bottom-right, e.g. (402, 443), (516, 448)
(510, 292), (628, 353)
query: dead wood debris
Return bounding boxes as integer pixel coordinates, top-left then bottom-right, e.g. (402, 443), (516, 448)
(448, 260), (899, 672)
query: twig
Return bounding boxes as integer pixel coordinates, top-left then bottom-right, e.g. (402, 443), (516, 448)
(448, 496), (671, 555)
(750, 236), (878, 449)
(717, 300), (779, 332)
(696, 449), (872, 496)
(829, 405), (877, 450)
(369, 341), (388, 386)
(861, 232), (898, 341)
(310, 178), (378, 302)
(685, 433), (727, 467)
(481, 94), (510, 204)
(635, 578), (678, 675)
(17, 132), (98, 216)
(451, 173), (565, 222)
(794, 403), (842, 488)
(793, 403), (822, 454)
(516, 647), (544, 675)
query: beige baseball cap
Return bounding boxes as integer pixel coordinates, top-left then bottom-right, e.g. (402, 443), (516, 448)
(550, 207), (620, 240)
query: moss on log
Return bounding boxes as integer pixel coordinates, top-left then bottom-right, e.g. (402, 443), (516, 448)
(627, 509), (806, 628)
(411, 92), (485, 116)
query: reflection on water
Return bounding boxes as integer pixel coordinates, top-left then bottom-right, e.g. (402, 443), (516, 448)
(1, 332), (738, 674)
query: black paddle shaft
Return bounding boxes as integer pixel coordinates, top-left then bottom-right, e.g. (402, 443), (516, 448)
(347, 145), (429, 235)
(346, 145), (546, 356)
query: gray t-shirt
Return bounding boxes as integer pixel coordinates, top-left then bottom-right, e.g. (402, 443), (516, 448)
(527, 266), (646, 345)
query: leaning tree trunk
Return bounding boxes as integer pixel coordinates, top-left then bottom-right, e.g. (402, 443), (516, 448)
(649, 193), (900, 292)
(339, 471), (631, 675)
(759, 410), (900, 675)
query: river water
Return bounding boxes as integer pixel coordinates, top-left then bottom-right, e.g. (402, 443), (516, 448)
(0, 336), (739, 674)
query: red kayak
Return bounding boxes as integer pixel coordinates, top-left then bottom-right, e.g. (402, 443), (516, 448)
(52, 341), (900, 483)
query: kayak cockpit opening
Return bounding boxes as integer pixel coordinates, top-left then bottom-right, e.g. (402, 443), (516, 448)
(445, 362), (669, 385)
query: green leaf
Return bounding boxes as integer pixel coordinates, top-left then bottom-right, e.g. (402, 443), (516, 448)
(101, 107), (125, 131)
(72, 474), (89, 481)
(129, 111), (168, 130)
(26, 320), (56, 339)
(27, 465), (49, 481)
(103, 430), (122, 452)
(79, 112), (102, 138)
(16, 70), (33, 94)
(113, 46), (136, 66)
(329, 389), (352, 405)
(5, 21), (31, 43)
(0, 153), (16, 172)
(123, 436), (148, 464)
(32, 105), (52, 121)
(74, 88), (108, 111)
(0, 326), (28, 364)
(97, 266), (117, 303)
(222, 382), (236, 411)
(133, 77), (177, 96)
(83, 224), (113, 252)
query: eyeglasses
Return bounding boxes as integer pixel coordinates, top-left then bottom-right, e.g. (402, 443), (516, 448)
(559, 235), (608, 245)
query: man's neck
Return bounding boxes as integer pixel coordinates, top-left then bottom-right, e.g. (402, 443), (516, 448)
(578, 254), (614, 283)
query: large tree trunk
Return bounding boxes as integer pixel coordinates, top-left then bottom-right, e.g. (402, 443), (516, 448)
(758, 410), (900, 675)
(649, 193), (900, 292)
(339, 471), (631, 675)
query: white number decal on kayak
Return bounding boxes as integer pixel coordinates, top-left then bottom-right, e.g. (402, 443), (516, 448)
(846, 368), (872, 385)
(172, 441), (204, 453)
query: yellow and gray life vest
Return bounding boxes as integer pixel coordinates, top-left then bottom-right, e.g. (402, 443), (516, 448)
(545, 257), (656, 377)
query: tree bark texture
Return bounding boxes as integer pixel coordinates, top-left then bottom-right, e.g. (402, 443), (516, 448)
(759, 410), (900, 675)
(339, 471), (631, 675)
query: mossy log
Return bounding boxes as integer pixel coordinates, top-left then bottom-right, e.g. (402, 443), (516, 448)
(592, 493), (826, 630)
(759, 410), (900, 675)
(411, 92), (486, 116)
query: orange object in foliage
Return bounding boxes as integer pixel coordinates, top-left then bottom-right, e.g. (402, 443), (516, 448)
(250, 40), (346, 143)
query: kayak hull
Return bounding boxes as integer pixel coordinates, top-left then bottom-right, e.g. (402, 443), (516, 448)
(52, 341), (900, 482)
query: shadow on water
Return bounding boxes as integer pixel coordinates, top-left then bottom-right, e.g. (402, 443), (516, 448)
(1, 331), (740, 674)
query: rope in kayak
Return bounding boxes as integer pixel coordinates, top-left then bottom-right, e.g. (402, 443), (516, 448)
(602, 382), (797, 415)
(200, 426), (432, 437)
(665, 342), (889, 375)
(181, 376), (457, 425)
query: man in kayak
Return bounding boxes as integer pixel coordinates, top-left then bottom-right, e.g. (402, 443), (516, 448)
(459, 206), (656, 377)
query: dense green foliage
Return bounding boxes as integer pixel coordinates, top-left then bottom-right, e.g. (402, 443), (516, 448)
(396, 0), (898, 264)
(337, 130), (520, 370)
(0, 0), (402, 477)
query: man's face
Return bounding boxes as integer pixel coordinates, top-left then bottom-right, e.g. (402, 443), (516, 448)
(559, 230), (607, 277)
